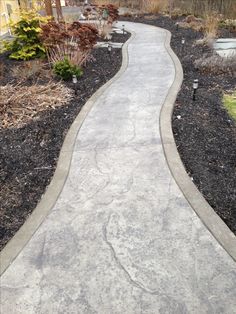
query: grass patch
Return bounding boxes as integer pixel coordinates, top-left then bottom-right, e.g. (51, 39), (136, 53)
(224, 91), (236, 121)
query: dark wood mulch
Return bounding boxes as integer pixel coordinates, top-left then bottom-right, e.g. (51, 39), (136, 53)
(0, 32), (130, 251)
(121, 14), (236, 234)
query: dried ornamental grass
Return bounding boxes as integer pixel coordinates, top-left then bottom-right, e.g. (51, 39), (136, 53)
(0, 82), (73, 129)
(11, 60), (52, 82)
(178, 15), (204, 32)
(194, 54), (236, 76)
(204, 12), (219, 39)
(141, 0), (168, 14)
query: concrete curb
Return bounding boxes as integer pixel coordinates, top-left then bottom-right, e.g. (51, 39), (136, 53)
(160, 28), (236, 262)
(0, 30), (136, 276)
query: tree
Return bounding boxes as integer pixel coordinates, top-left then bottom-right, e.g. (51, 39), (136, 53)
(44, 0), (64, 21)
(55, 0), (63, 21)
(44, 0), (53, 16)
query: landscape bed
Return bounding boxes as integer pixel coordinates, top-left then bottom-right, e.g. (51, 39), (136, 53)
(0, 31), (130, 250)
(0, 12), (236, 252)
(122, 14), (236, 235)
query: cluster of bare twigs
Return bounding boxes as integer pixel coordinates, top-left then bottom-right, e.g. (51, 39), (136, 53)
(83, 3), (119, 39)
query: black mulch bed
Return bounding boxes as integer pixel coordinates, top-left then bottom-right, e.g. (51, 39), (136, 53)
(121, 15), (236, 234)
(110, 31), (128, 43)
(0, 32), (130, 250)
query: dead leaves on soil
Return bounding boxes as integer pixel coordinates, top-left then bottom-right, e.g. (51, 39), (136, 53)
(0, 82), (73, 129)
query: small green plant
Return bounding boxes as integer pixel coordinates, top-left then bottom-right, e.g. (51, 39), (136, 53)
(2, 10), (48, 60)
(53, 58), (83, 80)
(224, 91), (236, 122)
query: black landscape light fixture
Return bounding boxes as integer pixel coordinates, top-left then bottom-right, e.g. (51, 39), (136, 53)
(176, 22), (179, 31)
(192, 79), (199, 101)
(108, 42), (112, 53)
(122, 24), (125, 34)
(72, 75), (78, 95)
(181, 37), (185, 54)
(107, 42), (112, 59)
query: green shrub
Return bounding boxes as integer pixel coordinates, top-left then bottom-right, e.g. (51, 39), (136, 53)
(224, 91), (236, 122)
(2, 10), (48, 60)
(53, 58), (83, 80)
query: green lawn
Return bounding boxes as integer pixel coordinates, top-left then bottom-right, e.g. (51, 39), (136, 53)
(224, 91), (236, 121)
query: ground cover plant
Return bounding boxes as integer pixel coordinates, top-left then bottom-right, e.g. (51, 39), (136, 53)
(121, 13), (236, 234)
(224, 92), (236, 122)
(53, 58), (83, 80)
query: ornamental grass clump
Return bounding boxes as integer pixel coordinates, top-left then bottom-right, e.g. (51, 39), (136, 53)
(194, 54), (236, 76)
(1, 10), (48, 60)
(141, 0), (168, 14)
(203, 12), (220, 40)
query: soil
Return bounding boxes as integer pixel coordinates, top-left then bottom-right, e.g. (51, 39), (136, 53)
(0, 31), (130, 250)
(121, 14), (236, 234)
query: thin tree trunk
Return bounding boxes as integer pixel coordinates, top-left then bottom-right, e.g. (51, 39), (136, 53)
(44, 0), (53, 16)
(55, 0), (64, 21)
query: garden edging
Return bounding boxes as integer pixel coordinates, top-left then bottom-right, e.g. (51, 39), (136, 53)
(0, 29), (136, 276)
(159, 26), (236, 262)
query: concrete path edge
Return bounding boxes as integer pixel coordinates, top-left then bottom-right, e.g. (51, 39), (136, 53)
(160, 28), (236, 262)
(0, 31), (136, 276)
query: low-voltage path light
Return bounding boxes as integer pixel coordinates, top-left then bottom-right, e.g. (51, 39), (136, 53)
(108, 43), (112, 53)
(72, 75), (78, 95)
(122, 24), (125, 34)
(181, 37), (185, 54)
(107, 42), (112, 59)
(193, 79), (199, 101)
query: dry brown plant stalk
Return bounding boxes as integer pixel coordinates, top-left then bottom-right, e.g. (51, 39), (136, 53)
(204, 12), (219, 39)
(141, 0), (168, 14)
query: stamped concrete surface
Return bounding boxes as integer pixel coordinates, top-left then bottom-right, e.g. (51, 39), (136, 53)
(1, 22), (236, 314)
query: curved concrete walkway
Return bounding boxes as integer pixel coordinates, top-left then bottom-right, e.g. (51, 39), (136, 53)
(1, 22), (236, 313)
